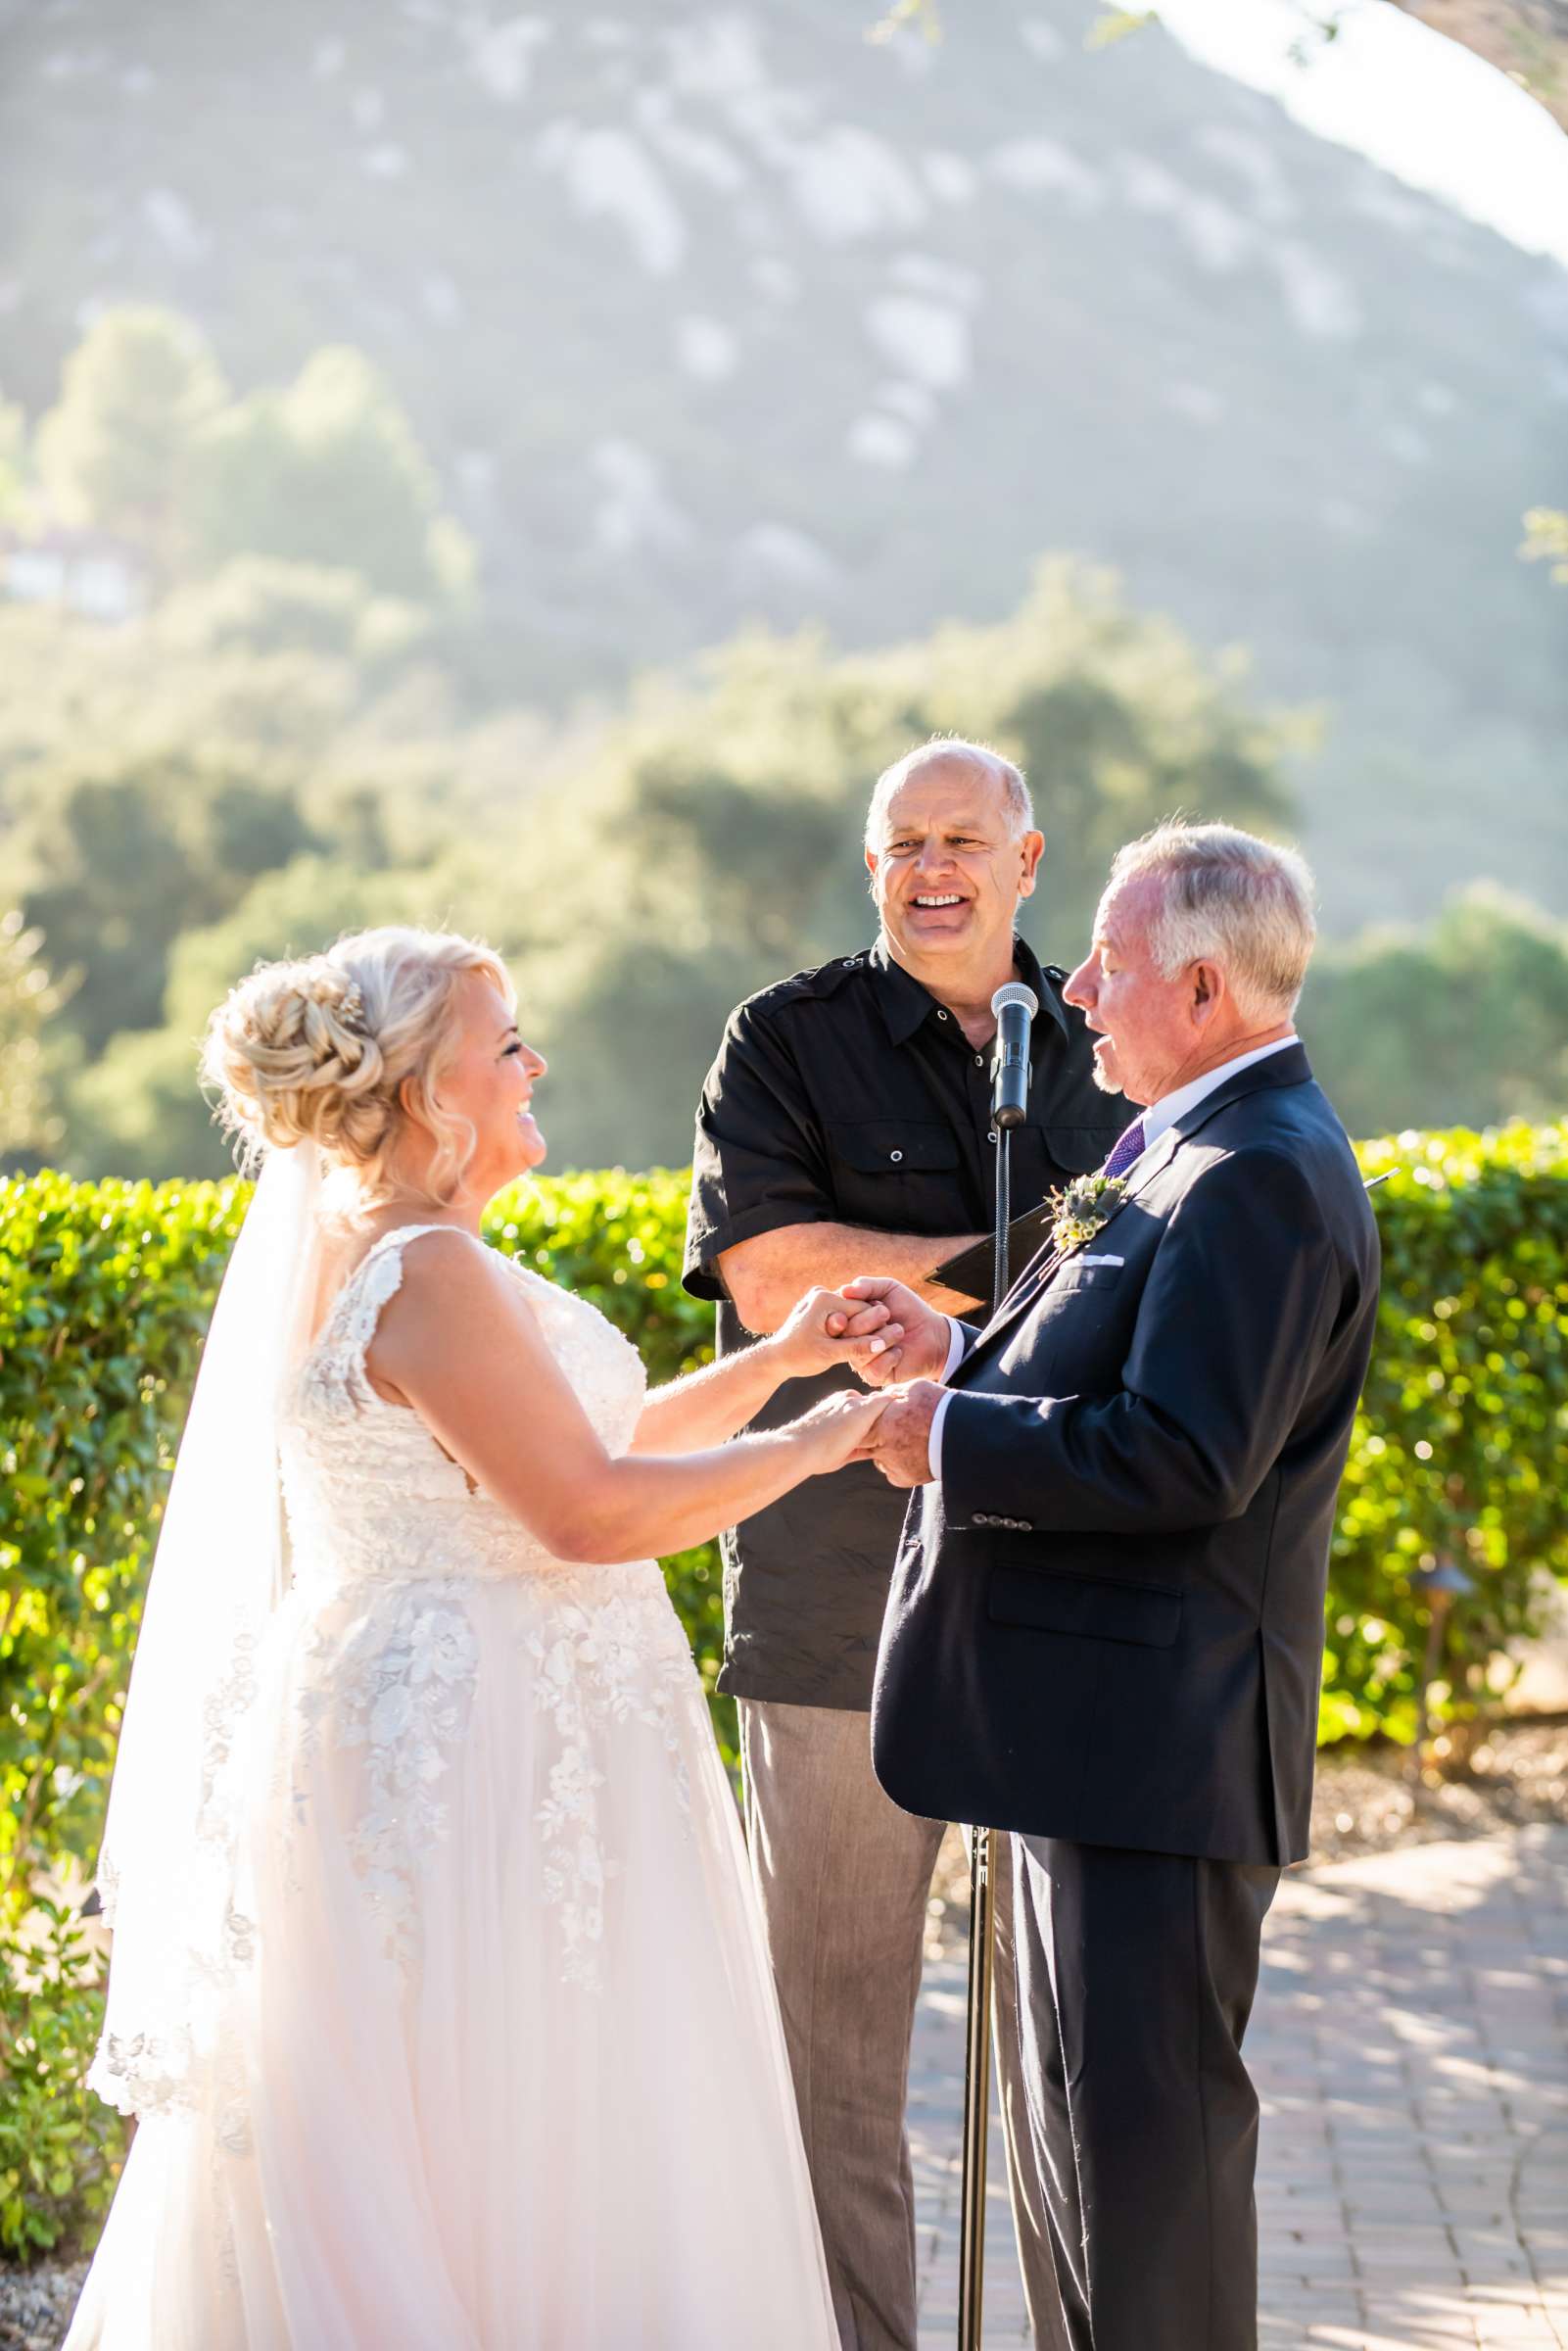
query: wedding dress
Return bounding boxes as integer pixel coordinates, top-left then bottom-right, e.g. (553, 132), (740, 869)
(67, 1223), (838, 2349)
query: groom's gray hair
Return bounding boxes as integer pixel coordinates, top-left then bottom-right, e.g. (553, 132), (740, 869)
(865, 738), (1033, 848)
(1109, 822), (1317, 1019)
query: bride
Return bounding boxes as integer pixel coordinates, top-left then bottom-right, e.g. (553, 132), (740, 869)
(66, 926), (897, 2350)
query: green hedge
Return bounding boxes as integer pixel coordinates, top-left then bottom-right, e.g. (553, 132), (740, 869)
(0, 1165), (722, 2257)
(1330, 1122), (1568, 1741)
(3, 1130), (1567, 1906)
(1, 1130), (1566, 2255)
(0, 1166), (721, 1934)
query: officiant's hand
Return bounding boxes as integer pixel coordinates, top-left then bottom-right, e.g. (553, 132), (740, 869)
(863, 1379), (944, 1488)
(833, 1277), (954, 1387)
(772, 1286), (904, 1380)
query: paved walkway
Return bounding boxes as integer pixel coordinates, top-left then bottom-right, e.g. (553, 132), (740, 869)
(910, 1827), (1568, 2349)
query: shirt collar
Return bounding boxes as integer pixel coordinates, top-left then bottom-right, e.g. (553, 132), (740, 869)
(1140, 1035), (1301, 1153)
(868, 934), (1068, 1051)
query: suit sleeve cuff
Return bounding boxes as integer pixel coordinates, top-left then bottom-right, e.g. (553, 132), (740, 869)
(927, 1386), (957, 1483)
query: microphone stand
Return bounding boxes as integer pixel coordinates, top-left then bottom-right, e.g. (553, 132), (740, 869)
(958, 991), (1028, 2351)
(956, 1129), (1007, 2351)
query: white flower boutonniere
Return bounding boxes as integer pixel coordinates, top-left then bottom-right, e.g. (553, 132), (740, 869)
(1049, 1172), (1128, 1259)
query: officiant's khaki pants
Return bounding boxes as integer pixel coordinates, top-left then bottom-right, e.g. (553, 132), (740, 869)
(740, 1700), (1066, 2351)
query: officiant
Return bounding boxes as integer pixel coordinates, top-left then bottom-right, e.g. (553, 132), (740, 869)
(682, 738), (1126, 2351)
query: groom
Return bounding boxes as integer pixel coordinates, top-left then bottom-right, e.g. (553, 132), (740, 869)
(849, 821), (1380, 2351)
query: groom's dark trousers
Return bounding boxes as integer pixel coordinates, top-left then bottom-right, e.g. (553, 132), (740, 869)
(872, 1046), (1381, 2351)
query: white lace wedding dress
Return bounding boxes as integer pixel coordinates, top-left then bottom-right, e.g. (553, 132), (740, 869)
(67, 1227), (838, 2350)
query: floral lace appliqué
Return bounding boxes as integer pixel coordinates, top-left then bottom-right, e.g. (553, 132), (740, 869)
(298, 1592), (480, 1970)
(529, 1592), (693, 1992)
(278, 1238), (681, 1994)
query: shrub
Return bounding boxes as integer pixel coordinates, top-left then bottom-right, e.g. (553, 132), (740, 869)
(0, 1165), (727, 1930)
(1, 1131), (1566, 2256)
(4, 1132), (1567, 1906)
(4, 1131), (1568, 1884)
(0, 1169), (250, 1922)
(1329, 1122), (1568, 1744)
(0, 1900), (126, 2259)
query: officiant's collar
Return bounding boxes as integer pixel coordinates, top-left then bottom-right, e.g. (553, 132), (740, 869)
(869, 933), (1069, 1050)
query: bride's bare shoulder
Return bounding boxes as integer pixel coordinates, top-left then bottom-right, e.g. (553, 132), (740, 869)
(369, 1227), (540, 1359)
(356, 1231), (546, 1408)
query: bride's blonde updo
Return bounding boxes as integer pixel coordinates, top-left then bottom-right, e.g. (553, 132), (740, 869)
(202, 926), (514, 1205)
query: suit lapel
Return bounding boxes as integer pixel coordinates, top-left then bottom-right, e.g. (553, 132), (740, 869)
(967, 1123), (1182, 1353)
(998, 1128), (1172, 1313)
(954, 1045), (1314, 1376)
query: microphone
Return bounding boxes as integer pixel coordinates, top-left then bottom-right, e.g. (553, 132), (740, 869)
(990, 982), (1038, 1131)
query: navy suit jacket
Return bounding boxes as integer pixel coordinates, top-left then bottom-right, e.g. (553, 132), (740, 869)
(870, 1045), (1380, 1867)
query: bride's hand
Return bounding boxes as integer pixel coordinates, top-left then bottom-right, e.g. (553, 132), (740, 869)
(770, 1286), (903, 1382)
(788, 1386), (890, 1473)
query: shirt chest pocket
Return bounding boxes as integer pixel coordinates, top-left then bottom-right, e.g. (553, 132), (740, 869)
(824, 1120), (962, 1225)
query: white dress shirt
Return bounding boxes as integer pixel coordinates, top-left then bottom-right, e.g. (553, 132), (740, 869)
(923, 1035), (1299, 1480)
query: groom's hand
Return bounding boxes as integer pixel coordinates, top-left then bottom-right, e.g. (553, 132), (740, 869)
(865, 1378), (944, 1488)
(771, 1286), (903, 1381)
(834, 1277), (953, 1387)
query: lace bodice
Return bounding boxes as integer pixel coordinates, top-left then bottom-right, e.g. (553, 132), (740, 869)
(279, 1224), (648, 1595)
(270, 1226), (694, 1996)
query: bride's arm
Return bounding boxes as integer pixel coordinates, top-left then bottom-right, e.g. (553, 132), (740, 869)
(367, 1234), (889, 1566)
(627, 1284), (901, 1456)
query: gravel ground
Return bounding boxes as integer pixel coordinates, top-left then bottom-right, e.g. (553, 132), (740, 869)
(0, 2263), (86, 2351)
(1306, 1713), (1568, 1854)
(10, 1722), (1566, 2346)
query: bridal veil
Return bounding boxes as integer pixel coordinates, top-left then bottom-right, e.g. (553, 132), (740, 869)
(87, 1141), (324, 2125)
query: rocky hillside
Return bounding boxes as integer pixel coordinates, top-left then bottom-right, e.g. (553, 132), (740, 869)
(1, 0), (1564, 927)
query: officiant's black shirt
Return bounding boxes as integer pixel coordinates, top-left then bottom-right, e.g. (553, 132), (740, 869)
(683, 936), (1125, 1712)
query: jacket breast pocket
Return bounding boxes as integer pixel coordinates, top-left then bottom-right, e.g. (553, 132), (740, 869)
(1046, 1261), (1125, 1294)
(987, 1564), (1182, 1649)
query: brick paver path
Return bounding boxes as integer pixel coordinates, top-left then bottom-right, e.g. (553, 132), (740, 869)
(911, 1826), (1568, 2349)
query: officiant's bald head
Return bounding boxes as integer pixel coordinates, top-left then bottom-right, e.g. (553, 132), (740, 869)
(863, 739), (1032, 849)
(864, 739), (1045, 986)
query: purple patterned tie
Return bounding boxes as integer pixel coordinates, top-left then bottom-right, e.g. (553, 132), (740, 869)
(1102, 1115), (1147, 1182)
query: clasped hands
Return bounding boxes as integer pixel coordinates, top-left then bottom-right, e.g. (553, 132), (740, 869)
(775, 1276), (953, 1489)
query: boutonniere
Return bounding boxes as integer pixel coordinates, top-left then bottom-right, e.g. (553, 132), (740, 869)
(1048, 1172), (1128, 1258)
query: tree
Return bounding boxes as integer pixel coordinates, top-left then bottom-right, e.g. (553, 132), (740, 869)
(12, 750), (336, 1056)
(1303, 886), (1568, 1137)
(156, 556), (432, 667)
(1522, 507), (1568, 585)
(0, 912), (65, 1167)
(68, 854), (457, 1179)
(0, 396), (26, 522)
(505, 560), (1306, 1169)
(33, 308), (228, 572)
(195, 349), (476, 605)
